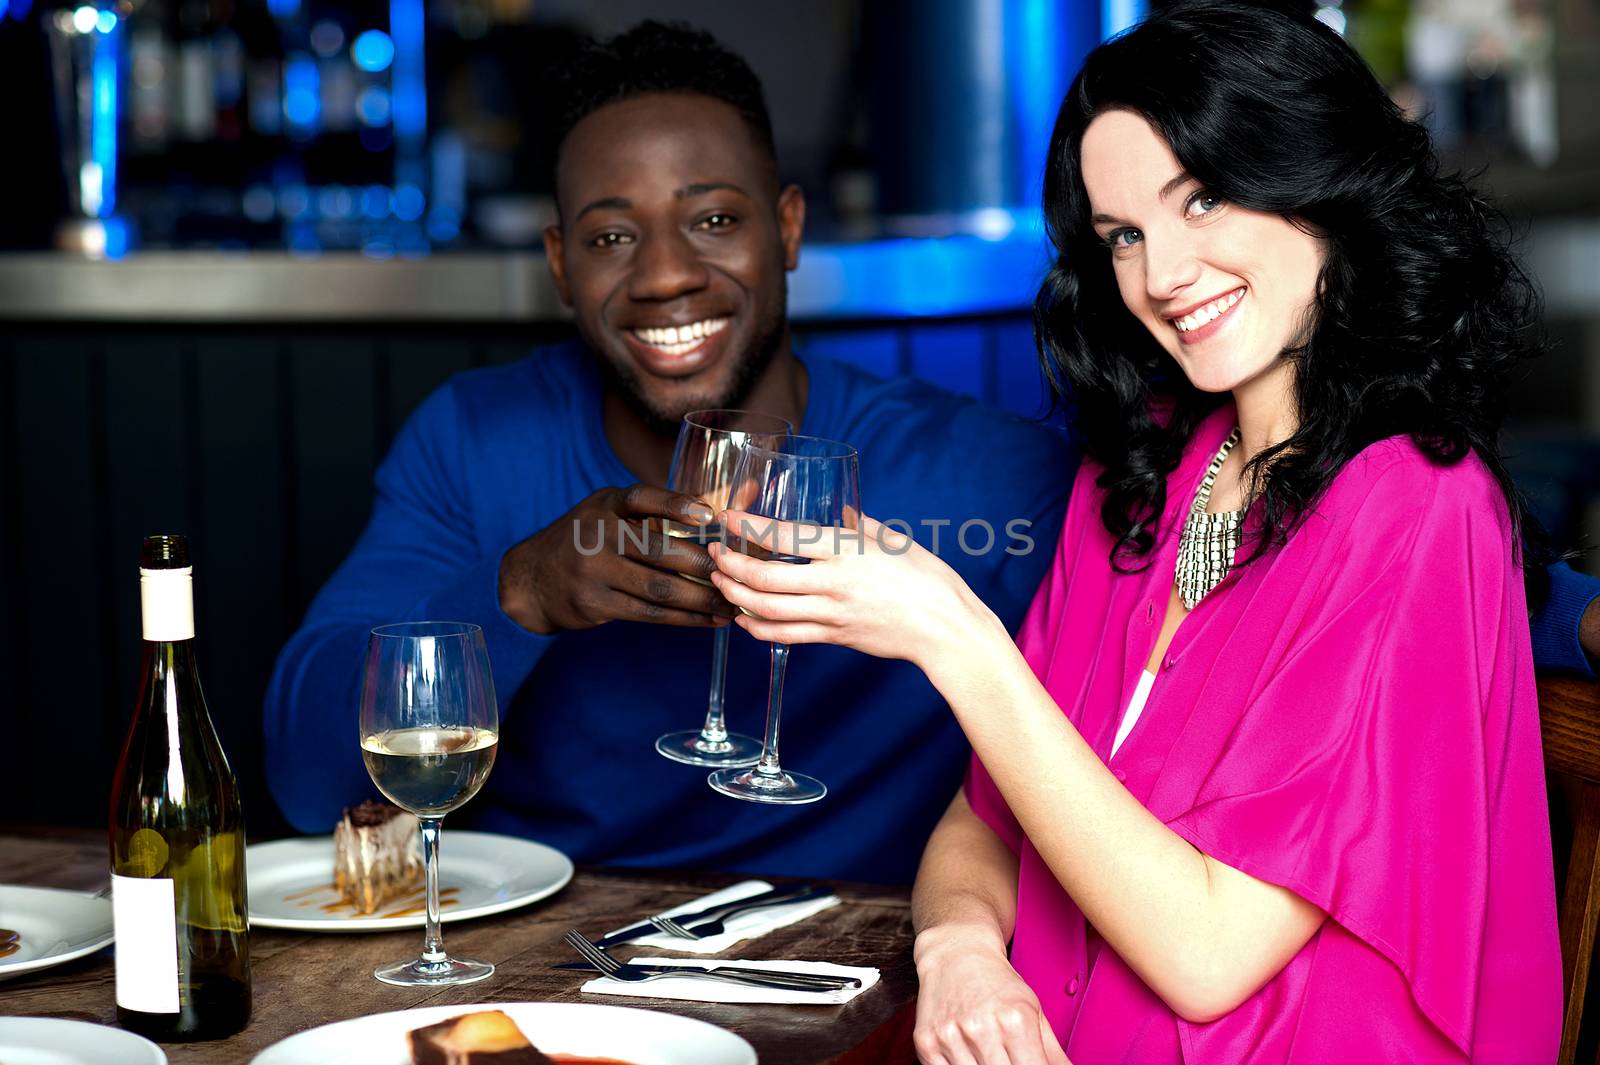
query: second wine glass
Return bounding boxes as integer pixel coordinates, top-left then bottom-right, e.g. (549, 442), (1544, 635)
(708, 434), (860, 805)
(655, 409), (792, 767)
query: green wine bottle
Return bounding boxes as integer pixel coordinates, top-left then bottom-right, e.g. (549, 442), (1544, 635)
(109, 534), (252, 1040)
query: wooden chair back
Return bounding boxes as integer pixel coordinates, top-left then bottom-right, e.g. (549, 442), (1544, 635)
(1541, 673), (1600, 1065)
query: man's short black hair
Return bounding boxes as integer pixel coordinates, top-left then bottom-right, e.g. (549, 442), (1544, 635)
(551, 20), (777, 172)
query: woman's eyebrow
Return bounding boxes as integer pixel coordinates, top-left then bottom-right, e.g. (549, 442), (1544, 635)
(1090, 171), (1194, 227)
(1159, 171), (1195, 200)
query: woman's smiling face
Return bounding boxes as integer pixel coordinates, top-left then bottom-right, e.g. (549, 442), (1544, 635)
(1080, 109), (1325, 397)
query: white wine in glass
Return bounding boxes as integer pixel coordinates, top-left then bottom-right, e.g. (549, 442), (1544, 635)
(359, 621), (498, 987)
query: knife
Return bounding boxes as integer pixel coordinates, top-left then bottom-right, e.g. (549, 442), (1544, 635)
(593, 883), (819, 949)
(551, 961), (861, 989)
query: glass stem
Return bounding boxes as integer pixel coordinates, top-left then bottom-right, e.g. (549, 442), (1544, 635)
(755, 643), (789, 777)
(698, 624), (732, 744)
(419, 817), (446, 965)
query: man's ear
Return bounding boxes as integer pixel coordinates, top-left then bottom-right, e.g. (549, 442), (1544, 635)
(543, 223), (573, 306)
(777, 185), (806, 271)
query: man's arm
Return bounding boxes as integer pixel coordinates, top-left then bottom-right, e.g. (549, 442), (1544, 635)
(263, 382), (740, 832)
(1531, 560), (1600, 678)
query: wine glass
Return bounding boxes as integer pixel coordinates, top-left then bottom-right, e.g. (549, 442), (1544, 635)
(359, 621), (499, 986)
(708, 435), (860, 804)
(655, 409), (792, 768)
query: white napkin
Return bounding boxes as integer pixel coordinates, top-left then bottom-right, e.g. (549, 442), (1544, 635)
(581, 957), (879, 1005)
(606, 879), (841, 954)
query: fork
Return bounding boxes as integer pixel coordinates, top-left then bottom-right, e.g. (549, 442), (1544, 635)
(648, 885), (834, 940)
(561, 930), (857, 992)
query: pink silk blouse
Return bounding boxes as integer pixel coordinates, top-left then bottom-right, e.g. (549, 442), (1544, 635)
(966, 406), (1562, 1063)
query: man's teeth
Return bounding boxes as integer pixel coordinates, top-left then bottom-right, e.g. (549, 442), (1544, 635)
(631, 317), (730, 354)
(1173, 290), (1243, 333)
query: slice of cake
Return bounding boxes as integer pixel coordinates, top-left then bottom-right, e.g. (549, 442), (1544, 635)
(408, 1010), (556, 1065)
(333, 799), (424, 915)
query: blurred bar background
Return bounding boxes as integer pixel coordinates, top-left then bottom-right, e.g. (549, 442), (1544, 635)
(0, 0), (1596, 838)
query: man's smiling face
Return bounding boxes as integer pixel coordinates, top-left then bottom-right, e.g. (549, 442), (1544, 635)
(545, 92), (804, 434)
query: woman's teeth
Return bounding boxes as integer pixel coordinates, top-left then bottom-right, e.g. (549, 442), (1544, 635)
(631, 317), (730, 355)
(1173, 289), (1243, 333)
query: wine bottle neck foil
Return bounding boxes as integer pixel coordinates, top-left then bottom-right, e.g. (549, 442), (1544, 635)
(139, 567), (195, 641)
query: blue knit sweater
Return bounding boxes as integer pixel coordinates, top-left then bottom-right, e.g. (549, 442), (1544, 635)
(265, 342), (1075, 882)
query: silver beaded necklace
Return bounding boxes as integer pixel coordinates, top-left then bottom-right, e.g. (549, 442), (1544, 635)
(1175, 427), (1243, 609)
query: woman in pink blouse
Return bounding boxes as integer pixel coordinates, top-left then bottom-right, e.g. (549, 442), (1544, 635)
(709, 2), (1561, 1062)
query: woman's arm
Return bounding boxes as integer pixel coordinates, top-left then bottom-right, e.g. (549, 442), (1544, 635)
(911, 792), (1070, 1065)
(932, 612), (1324, 1023)
(711, 517), (1323, 1022)
(912, 790), (1019, 957)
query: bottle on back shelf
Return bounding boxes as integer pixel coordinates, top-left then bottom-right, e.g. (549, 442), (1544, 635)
(109, 534), (252, 1040)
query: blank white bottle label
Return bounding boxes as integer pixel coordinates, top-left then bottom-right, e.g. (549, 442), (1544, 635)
(140, 567), (195, 642)
(113, 874), (180, 1013)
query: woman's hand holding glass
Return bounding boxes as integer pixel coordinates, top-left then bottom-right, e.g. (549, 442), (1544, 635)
(708, 512), (1007, 683)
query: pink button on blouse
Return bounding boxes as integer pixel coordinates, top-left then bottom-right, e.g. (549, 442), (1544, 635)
(966, 406), (1561, 1063)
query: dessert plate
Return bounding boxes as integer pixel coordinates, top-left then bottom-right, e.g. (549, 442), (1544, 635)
(246, 831), (573, 932)
(0, 1017), (167, 1064)
(250, 1002), (755, 1065)
(0, 885), (115, 982)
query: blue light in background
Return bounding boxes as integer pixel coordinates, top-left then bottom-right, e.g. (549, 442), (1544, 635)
(287, 222), (321, 257)
(355, 85), (391, 126)
(282, 53), (320, 134)
(1008, 0), (1068, 208)
(317, 185), (354, 220)
(266, 0), (299, 21)
(790, 234), (1051, 320)
(278, 183), (311, 220)
(88, 11), (120, 217)
(393, 184), (425, 221)
(102, 216), (129, 260)
(425, 207), (459, 244)
(362, 185), (391, 219)
(351, 29), (394, 72)
(1101, 0), (1145, 38)
(389, 0), (426, 146)
(95, 7), (114, 33)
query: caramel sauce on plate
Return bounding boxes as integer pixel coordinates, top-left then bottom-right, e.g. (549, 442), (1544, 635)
(295, 885), (461, 917)
(282, 884), (330, 902)
(0, 929), (19, 960)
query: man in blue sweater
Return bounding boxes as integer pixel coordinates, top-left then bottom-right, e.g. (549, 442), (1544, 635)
(265, 22), (1599, 884)
(264, 23), (1074, 883)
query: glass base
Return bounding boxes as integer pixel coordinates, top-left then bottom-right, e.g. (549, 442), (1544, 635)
(374, 955), (494, 987)
(707, 765), (827, 805)
(656, 729), (764, 767)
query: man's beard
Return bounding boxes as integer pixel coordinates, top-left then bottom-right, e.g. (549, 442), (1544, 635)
(594, 299), (789, 437)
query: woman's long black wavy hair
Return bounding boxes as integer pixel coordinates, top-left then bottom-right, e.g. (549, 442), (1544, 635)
(1036, 0), (1543, 579)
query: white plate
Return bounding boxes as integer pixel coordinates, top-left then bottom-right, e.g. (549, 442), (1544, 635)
(246, 831), (573, 932)
(250, 1002), (756, 1065)
(0, 885), (114, 981)
(0, 1017), (167, 1065)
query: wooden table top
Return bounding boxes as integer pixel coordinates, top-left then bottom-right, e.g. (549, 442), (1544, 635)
(0, 829), (918, 1064)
